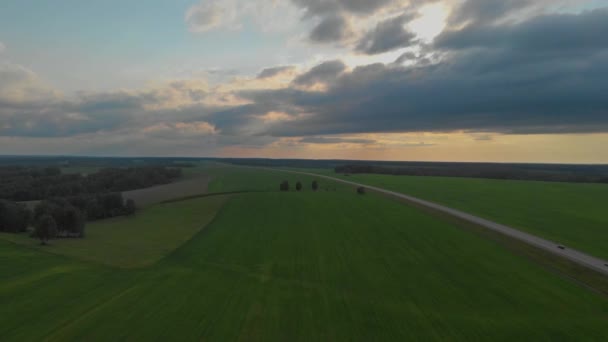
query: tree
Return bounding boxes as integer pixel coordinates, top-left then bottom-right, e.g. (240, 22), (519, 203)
(0, 200), (30, 233)
(357, 187), (366, 195)
(64, 207), (85, 238)
(35, 215), (57, 245)
(311, 180), (319, 191)
(280, 181), (289, 192)
(296, 181), (302, 191)
(125, 199), (136, 216)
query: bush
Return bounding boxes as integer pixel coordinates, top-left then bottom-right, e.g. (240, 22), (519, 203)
(34, 199), (86, 238)
(125, 199), (137, 216)
(357, 187), (366, 195)
(34, 215), (57, 245)
(0, 200), (30, 233)
(296, 181), (302, 191)
(312, 180), (319, 191)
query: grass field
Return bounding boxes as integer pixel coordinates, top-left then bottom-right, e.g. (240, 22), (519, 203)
(0, 195), (228, 267)
(2, 166), (608, 340)
(294, 169), (608, 260)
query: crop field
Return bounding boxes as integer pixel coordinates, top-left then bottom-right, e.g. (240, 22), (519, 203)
(0, 194), (228, 268)
(123, 175), (210, 207)
(296, 169), (608, 260)
(1, 166), (608, 341)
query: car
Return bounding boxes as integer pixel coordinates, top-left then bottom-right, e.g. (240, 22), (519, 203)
(557, 245), (566, 250)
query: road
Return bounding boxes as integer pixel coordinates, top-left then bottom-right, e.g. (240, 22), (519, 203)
(273, 168), (608, 276)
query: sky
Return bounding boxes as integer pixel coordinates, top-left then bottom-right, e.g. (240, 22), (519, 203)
(1, 0), (607, 163)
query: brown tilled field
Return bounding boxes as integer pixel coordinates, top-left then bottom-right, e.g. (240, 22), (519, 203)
(123, 175), (210, 208)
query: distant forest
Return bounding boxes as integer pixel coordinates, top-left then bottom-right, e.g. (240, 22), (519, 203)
(334, 164), (608, 183)
(0, 163), (182, 241)
(0, 166), (182, 201)
(212, 157), (608, 184)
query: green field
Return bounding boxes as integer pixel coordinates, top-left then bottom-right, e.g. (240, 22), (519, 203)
(296, 169), (608, 260)
(1, 167), (608, 340)
(0, 195), (228, 268)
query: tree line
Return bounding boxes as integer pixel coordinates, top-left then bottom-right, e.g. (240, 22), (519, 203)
(280, 180), (319, 192)
(0, 165), (175, 244)
(335, 164), (608, 184)
(1, 192), (136, 244)
(0, 166), (182, 201)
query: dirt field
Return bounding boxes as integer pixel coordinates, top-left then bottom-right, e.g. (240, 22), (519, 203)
(123, 175), (210, 208)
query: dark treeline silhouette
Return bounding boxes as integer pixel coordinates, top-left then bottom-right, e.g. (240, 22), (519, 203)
(0, 166), (182, 201)
(34, 198), (86, 238)
(61, 192), (136, 221)
(0, 200), (30, 233)
(1, 191), (134, 229)
(3, 155), (608, 184)
(203, 158), (608, 183)
(1, 192), (136, 243)
(0, 164), (175, 240)
(335, 164), (608, 184)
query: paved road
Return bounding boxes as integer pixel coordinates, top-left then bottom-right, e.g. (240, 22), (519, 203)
(273, 168), (608, 276)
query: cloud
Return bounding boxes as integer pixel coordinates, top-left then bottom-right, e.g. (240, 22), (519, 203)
(448, 0), (532, 26)
(291, 60), (346, 86)
(291, 0), (413, 45)
(142, 121), (217, 138)
(356, 13), (418, 54)
(185, 0), (302, 33)
(4, 3), (608, 155)
(256, 66), (296, 79)
(185, 1), (225, 32)
(0, 62), (58, 103)
(238, 16), (608, 137)
(437, 8), (608, 52)
(0, 42), (5, 54)
(299, 136), (375, 144)
(309, 14), (352, 43)
(291, 0), (393, 17)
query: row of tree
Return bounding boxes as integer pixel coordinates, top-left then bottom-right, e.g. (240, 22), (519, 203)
(279, 180), (319, 192)
(278, 180), (365, 195)
(0, 166), (182, 201)
(1, 193), (137, 244)
(0, 200), (30, 233)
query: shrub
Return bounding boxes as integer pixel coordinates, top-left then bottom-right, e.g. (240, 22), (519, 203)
(35, 215), (57, 245)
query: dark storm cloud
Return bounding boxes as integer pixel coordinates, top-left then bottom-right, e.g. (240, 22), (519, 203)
(291, 60), (346, 86)
(292, 0), (398, 43)
(437, 8), (608, 52)
(309, 15), (351, 43)
(356, 14), (418, 54)
(235, 6), (608, 137)
(3, 6), (608, 142)
(256, 66), (295, 79)
(448, 0), (532, 25)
